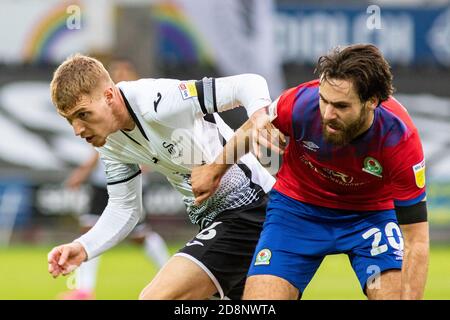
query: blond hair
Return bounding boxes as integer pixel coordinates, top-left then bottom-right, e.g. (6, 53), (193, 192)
(50, 54), (113, 112)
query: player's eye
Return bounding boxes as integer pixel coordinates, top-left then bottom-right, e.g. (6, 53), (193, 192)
(334, 103), (349, 109)
(78, 112), (88, 119)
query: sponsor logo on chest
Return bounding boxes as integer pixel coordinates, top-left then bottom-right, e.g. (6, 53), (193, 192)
(162, 139), (183, 159)
(301, 140), (320, 152)
(362, 157), (383, 178)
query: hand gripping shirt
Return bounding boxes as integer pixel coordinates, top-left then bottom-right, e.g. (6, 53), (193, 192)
(76, 74), (275, 259)
(270, 79), (426, 211)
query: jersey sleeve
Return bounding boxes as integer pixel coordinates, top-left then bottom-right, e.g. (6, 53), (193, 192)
(145, 75), (270, 128)
(74, 160), (144, 259)
(100, 154), (141, 186)
(270, 87), (297, 136)
(386, 130), (427, 207)
(194, 74), (272, 117)
(139, 78), (203, 128)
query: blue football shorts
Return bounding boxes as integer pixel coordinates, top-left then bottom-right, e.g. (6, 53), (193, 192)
(248, 190), (404, 295)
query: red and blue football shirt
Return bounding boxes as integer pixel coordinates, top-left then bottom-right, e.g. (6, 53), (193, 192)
(271, 79), (426, 211)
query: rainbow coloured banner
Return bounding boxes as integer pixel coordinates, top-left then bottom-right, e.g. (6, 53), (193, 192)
(23, 1), (83, 63)
(151, 3), (212, 65)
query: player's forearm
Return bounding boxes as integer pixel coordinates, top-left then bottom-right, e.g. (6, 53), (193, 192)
(400, 222), (429, 299)
(401, 242), (429, 299)
(210, 118), (253, 178)
(75, 205), (141, 260)
(217, 118), (253, 164)
(75, 175), (144, 260)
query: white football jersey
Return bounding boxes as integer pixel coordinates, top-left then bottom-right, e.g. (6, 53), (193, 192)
(98, 74), (275, 228)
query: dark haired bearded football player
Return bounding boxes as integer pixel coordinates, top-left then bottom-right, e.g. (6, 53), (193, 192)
(192, 44), (429, 300)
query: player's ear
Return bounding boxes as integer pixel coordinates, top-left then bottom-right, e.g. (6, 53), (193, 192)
(104, 86), (114, 105)
(367, 97), (378, 110)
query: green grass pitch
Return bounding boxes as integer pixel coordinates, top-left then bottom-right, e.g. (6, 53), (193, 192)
(0, 244), (449, 299)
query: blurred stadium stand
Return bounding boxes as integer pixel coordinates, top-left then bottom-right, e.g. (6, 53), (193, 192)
(0, 0), (449, 245)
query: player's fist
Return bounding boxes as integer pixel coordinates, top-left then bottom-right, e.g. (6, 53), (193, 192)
(250, 107), (286, 159)
(47, 242), (87, 278)
(191, 163), (226, 206)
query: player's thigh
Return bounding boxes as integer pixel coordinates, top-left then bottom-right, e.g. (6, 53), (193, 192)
(139, 255), (217, 300)
(243, 275), (299, 300)
(345, 211), (403, 296)
(177, 208), (266, 300)
(366, 269), (401, 300)
(246, 205), (327, 296)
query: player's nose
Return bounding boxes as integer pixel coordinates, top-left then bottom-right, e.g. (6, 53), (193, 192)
(323, 104), (337, 121)
(72, 120), (85, 137)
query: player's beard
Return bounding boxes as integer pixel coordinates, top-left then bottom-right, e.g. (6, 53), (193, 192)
(322, 105), (369, 146)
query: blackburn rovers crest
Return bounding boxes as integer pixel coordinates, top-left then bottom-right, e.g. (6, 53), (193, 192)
(255, 249), (272, 266)
(362, 157), (383, 178)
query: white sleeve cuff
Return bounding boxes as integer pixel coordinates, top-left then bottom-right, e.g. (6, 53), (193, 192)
(214, 74), (272, 116)
(246, 98), (272, 118)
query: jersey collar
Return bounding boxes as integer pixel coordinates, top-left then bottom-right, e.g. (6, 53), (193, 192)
(119, 88), (149, 141)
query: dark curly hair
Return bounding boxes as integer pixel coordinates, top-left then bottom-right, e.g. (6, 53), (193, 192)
(315, 44), (394, 103)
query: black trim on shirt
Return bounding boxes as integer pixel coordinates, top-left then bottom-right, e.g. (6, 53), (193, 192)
(106, 170), (142, 186)
(203, 113), (264, 195)
(203, 113), (215, 123)
(395, 201), (428, 225)
(237, 162), (265, 196)
(212, 78), (218, 113)
(120, 130), (142, 147)
(195, 80), (207, 115)
(203, 113), (226, 146)
(119, 89), (149, 141)
(203, 112), (264, 195)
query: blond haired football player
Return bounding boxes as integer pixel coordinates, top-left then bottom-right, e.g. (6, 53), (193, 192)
(47, 54), (275, 299)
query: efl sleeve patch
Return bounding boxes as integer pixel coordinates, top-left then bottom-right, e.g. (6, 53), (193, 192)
(178, 81), (198, 100)
(413, 159), (426, 188)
